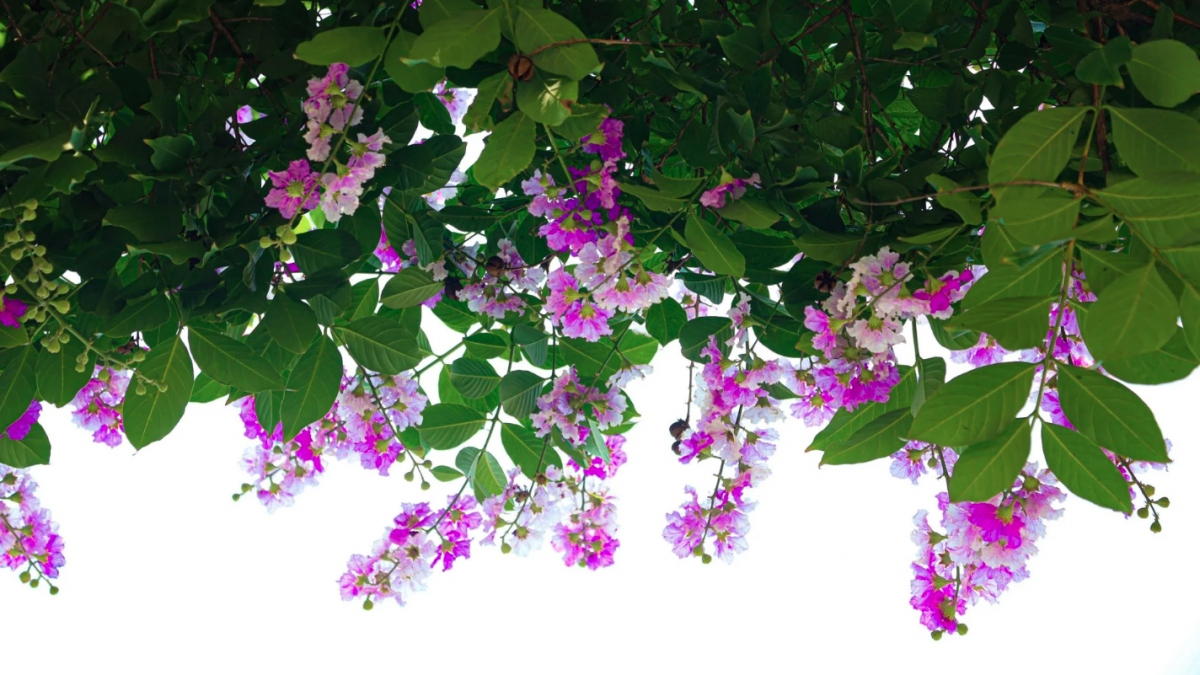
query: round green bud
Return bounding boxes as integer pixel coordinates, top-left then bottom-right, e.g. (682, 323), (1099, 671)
(420, 481), (431, 491)
(231, 493), (241, 502)
(4, 231), (21, 244)
(136, 382), (147, 396)
(156, 381), (167, 393)
(1143, 484), (1156, 497)
(280, 249), (293, 263)
(45, 340), (60, 354)
(1157, 497), (1170, 508)
(23, 200), (38, 210)
(404, 470), (415, 481)
(956, 623), (968, 635)
(21, 208), (37, 222)
(1137, 506), (1149, 519)
(33, 245), (46, 257)
(19, 571), (30, 583)
(10, 248), (24, 261)
(98, 368), (110, 382)
(75, 362), (87, 373)
(501, 542), (512, 554)
(259, 236), (274, 249)
(422, 460), (432, 469)
(29, 578), (38, 588)
(701, 554), (712, 564)
(281, 230), (297, 245)
(363, 599), (374, 611)
(49, 585), (59, 596)
(931, 630), (943, 641)
(22, 230), (35, 242)
(57, 332), (69, 344)
(1150, 520), (1163, 533)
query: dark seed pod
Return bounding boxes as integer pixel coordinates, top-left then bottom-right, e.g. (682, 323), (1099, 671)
(508, 53), (535, 82)
(671, 440), (682, 456)
(444, 277), (464, 301)
(485, 255), (506, 277)
(814, 270), (837, 293)
(669, 419), (688, 439)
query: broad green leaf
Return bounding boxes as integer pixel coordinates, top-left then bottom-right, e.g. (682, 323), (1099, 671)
(513, 325), (549, 367)
(515, 72), (578, 126)
(794, 231), (867, 264)
(1181, 282), (1200, 355)
(464, 333), (509, 360)
(384, 30), (445, 93)
(463, 71), (510, 133)
(678, 316), (733, 362)
(414, 91), (455, 135)
(554, 103), (607, 141)
(103, 205), (180, 242)
(1041, 422), (1132, 513)
(472, 450), (507, 498)
(1079, 248), (1143, 295)
(619, 183), (686, 212)
(1081, 263), (1177, 361)
(514, 7), (600, 80)
(909, 362), (1036, 447)
(946, 296), (1052, 350)
(1056, 363), (1169, 463)
(992, 194), (1081, 245)
(649, 169), (703, 198)
(961, 249), (1061, 310)
(349, 279), (380, 322)
(295, 27), (387, 67)
(419, 403), (485, 449)
(0, 346), (37, 434)
(685, 214), (745, 278)
(420, 0), (479, 28)
(291, 230), (361, 275)
(717, 198), (780, 229)
(1127, 39), (1200, 108)
(449, 358), (501, 399)
(438, 366), (499, 416)
(474, 111), (536, 190)
(1104, 328), (1200, 384)
(1097, 173), (1200, 247)
(408, 10), (502, 69)
(892, 32), (937, 52)
(501, 422), (561, 478)
(646, 297), (688, 345)
(1107, 107), (1200, 176)
(927, 174), (981, 225)
(1076, 37), (1132, 86)
(35, 338), (95, 407)
(381, 267), (443, 308)
(890, 0), (931, 30)
(430, 465), (464, 482)
(820, 409), (911, 465)
(190, 373), (228, 404)
(948, 420), (1032, 502)
(338, 317), (420, 375)
(124, 336), (194, 449)
(145, 135), (193, 173)
(718, 26), (762, 69)
(264, 294), (319, 354)
(187, 327), (284, 393)
(928, 318), (981, 350)
(808, 365), (919, 451)
(989, 107), (1088, 200)
(0, 423), (50, 468)
(499, 370), (543, 418)
(280, 336), (341, 440)
(103, 293), (171, 336)
(582, 423), (611, 462)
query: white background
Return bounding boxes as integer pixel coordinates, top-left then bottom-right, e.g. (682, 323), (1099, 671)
(2, 322), (1200, 674)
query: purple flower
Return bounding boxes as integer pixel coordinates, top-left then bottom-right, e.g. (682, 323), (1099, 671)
(1, 466), (66, 587)
(3, 400), (40, 441)
(265, 160), (321, 219)
(581, 117), (625, 162)
(71, 367), (131, 447)
(699, 173), (760, 209)
(0, 296), (26, 328)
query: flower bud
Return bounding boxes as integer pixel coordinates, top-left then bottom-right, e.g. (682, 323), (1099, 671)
(19, 571), (30, 583)
(21, 208), (37, 222)
(1137, 506), (1149, 519)
(1157, 497), (1170, 508)
(280, 249), (292, 263)
(98, 368), (110, 382)
(33, 245), (46, 257)
(701, 553), (712, 564)
(420, 481), (431, 490)
(23, 200), (38, 210)
(404, 470), (415, 481)
(259, 236), (274, 249)
(49, 585), (59, 596)
(22, 230), (35, 242)
(931, 630), (943, 641)
(956, 623), (968, 635)
(363, 598), (374, 611)
(29, 578), (38, 588)
(501, 542), (512, 554)
(669, 419), (688, 439)
(136, 382), (147, 396)
(1150, 520), (1162, 533)
(51, 299), (70, 314)
(282, 230), (298, 246)
(4, 230), (21, 244)
(1143, 484), (1156, 497)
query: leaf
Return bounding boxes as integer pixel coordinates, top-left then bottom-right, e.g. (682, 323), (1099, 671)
(414, 91), (455, 135)
(1127, 39), (1200, 108)
(449, 358), (501, 399)
(909, 362), (1036, 447)
(187, 328), (284, 393)
(961, 250), (1061, 310)
(946, 296), (1052, 350)
(678, 316), (733, 362)
(35, 338), (95, 408)
(190, 373), (228, 403)
(1041, 422), (1133, 513)
(514, 7), (600, 80)
(145, 135), (194, 173)
(338, 317), (420, 375)
(0, 346), (37, 434)
(926, 174), (981, 225)
(280, 336), (341, 441)
(513, 325), (549, 366)
(472, 450), (507, 498)
(499, 370), (543, 418)
(419, 403), (485, 449)
(717, 198), (780, 229)
(385, 30), (446, 93)
(554, 103), (607, 141)
(992, 195), (1081, 246)
(619, 183), (686, 212)
(474, 111), (536, 190)
(264, 294), (319, 354)
(430, 465), (464, 482)
(1096, 173), (1200, 248)
(646, 297), (688, 345)
(124, 336), (194, 449)
(718, 26), (762, 69)
(290, 229), (361, 275)
(103, 205), (180, 242)
(502, 422), (561, 478)
(0, 423), (51, 468)
(464, 333), (509, 360)
(295, 26), (388, 67)
(890, 0), (931, 30)
(1056, 363), (1169, 463)
(1081, 263), (1177, 361)
(809, 365), (919, 451)
(516, 71), (578, 126)
(420, 0), (479, 28)
(1076, 37), (1132, 86)
(464, 71), (511, 133)
(1107, 107), (1200, 176)
(820, 409), (912, 465)
(794, 231), (866, 264)
(948, 420), (1032, 502)
(349, 279), (380, 322)
(892, 32), (937, 52)
(381, 267), (443, 308)
(1184, 282), (1200, 355)
(408, 9), (502, 69)
(988, 107), (1088, 200)
(1104, 328), (1200, 384)
(685, 214), (745, 278)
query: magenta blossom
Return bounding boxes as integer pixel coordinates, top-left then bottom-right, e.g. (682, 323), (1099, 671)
(0, 296), (25, 328)
(264, 160), (321, 219)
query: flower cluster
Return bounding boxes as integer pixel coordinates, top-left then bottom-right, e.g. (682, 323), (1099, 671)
(70, 366), (131, 447)
(457, 238), (544, 319)
(531, 368), (627, 444)
(699, 171), (761, 209)
(0, 294), (25, 328)
(237, 397), (325, 513)
(909, 463), (1065, 638)
(266, 63), (390, 223)
(3, 400), (40, 441)
(1, 466), (65, 592)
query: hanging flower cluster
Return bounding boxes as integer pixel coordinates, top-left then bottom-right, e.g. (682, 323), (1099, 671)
(70, 366), (131, 448)
(1, 463), (64, 594)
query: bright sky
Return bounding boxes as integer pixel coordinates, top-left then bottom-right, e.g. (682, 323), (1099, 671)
(2, 321), (1200, 674)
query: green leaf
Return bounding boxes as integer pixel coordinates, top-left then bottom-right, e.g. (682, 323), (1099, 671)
(124, 336), (194, 449)
(295, 26), (388, 67)
(190, 373), (228, 403)
(502, 422), (561, 478)
(992, 195), (1081, 245)
(1076, 37), (1132, 86)
(820, 409), (912, 465)
(961, 250), (1061, 310)
(430, 465), (464, 482)
(472, 450), (507, 498)
(619, 183), (686, 212)
(717, 198), (780, 229)
(794, 231), (866, 265)
(513, 325), (549, 366)
(516, 71), (578, 126)
(385, 30), (446, 93)
(1041, 422), (1133, 513)
(1127, 39), (1200, 108)
(463, 71), (511, 133)
(499, 370), (543, 418)
(408, 9), (502, 69)
(381, 267), (443, 308)
(264, 294), (319, 354)
(1081, 263), (1177, 361)
(946, 296), (1052, 350)
(554, 103), (607, 141)
(291, 229), (361, 275)
(989, 107), (1088, 200)
(685, 214), (745, 278)
(1056, 363), (1169, 463)
(646, 297), (688, 345)
(35, 338), (95, 407)
(1096, 173), (1200, 248)
(102, 205), (180, 242)
(420, 0), (479, 28)
(464, 333), (509, 360)
(0, 346), (37, 434)
(349, 279), (380, 322)
(1107, 107), (1200, 176)
(187, 328), (284, 393)
(514, 7), (600, 80)
(909, 362), (1036, 446)
(1104, 327), (1200, 384)
(474, 111), (536, 190)
(0, 423), (51, 468)
(948, 420), (1032, 502)
(338, 317), (420, 375)
(890, 0), (931, 30)
(718, 26), (762, 68)
(419, 403), (485, 449)
(1184, 282), (1200, 355)
(280, 336), (341, 440)
(449, 358), (501, 399)
(926, 175), (981, 226)
(145, 135), (194, 173)
(582, 423), (611, 463)
(809, 365), (919, 451)
(892, 32), (937, 52)
(414, 91), (456, 136)
(678, 316), (733, 362)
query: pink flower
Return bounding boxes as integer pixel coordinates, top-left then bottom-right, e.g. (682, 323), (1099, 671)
(265, 160), (321, 219)
(699, 173), (761, 209)
(71, 367), (131, 447)
(545, 269), (613, 342)
(581, 117), (625, 162)
(0, 296), (26, 328)
(2, 400), (40, 441)
(1, 466), (66, 586)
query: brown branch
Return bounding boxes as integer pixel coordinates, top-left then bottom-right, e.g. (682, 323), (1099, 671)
(1, 0), (24, 41)
(526, 37), (696, 58)
(149, 39), (159, 79)
(850, 180), (1088, 206)
(843, 3), (877, 159)
(1135, 0), (1200, 30)
(49, 2), (115, 67)
(209, 7), (248, 80)
(1093, 85), (1111, 173)
(786, 6), (841, 48)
